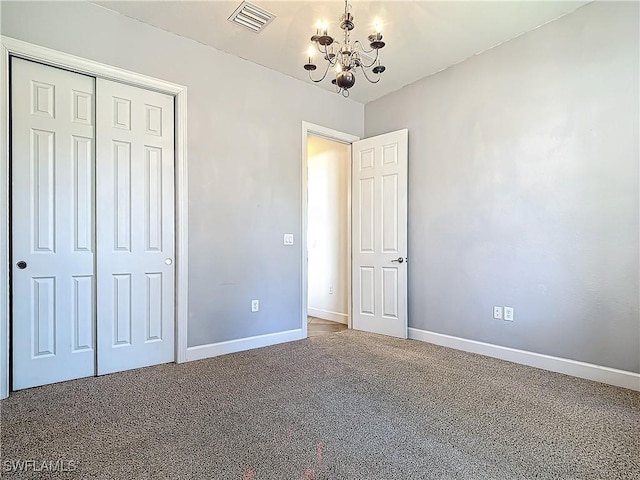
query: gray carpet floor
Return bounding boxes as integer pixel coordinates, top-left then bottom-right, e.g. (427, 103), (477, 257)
(1, 330), (639, 479)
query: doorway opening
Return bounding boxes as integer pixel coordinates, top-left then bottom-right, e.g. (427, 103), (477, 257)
(306, 135), (350, 337)
(301, 122), (359, 339)
(301, 122), (409, 341)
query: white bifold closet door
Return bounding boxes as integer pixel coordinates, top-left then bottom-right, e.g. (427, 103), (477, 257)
(11, 58), (175, 390)
(95, 78), (175, 375)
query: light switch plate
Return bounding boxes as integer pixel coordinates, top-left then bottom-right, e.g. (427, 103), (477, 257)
(283, 234), (294, 245)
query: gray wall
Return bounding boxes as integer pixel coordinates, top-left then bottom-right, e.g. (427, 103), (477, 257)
(1, 1), (364, 347)
(365, 1), (639, 373)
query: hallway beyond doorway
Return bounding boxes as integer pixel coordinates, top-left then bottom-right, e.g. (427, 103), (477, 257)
(307, 316), (348, 337)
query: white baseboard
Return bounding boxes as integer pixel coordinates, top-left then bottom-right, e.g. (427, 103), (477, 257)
(186, 329), (305, 362)
(408, 328), (640, 392)
(307, 308), (348, 325)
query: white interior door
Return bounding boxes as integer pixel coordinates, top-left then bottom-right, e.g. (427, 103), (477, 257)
(96, 78), (175, 375)
(352, 129), (408, 338)
(11, 58), (96, 389)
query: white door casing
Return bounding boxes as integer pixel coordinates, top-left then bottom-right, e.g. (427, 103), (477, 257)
(96, 78), (175, 375)
(11, 58), (96, 389)
(352, 129), (408, 338)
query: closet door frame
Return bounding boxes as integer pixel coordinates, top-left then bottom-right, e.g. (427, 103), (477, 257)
(0, 36), (189, 399)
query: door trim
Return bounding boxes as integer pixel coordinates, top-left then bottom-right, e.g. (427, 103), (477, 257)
(301, 122), (359, 337)
(0, 36), (189, 399)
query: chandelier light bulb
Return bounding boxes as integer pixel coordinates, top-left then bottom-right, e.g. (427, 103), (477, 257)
(318, 20), (328, 35)
(374, 19), (382, 34)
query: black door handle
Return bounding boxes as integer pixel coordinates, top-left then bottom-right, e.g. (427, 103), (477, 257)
(16, 261), (27, 270)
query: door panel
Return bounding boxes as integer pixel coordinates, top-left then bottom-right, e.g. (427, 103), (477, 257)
(96, 78), (175, 375)
(352, 129), (408, 338)
(12, 58), (96, 389)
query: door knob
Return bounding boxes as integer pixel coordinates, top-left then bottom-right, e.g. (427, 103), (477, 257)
(165, 258), (172, 265)
(391, 257), (404, 264)
(16, 261), (27, 269)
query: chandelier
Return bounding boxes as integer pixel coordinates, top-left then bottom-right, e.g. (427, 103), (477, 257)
(303, 1), (387, 97)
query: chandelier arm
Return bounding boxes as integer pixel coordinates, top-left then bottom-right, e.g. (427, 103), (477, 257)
(352, 40), (376, 55)
(316, 43), (329, 56)
(329, 43), (342, 65)
(359, 64), (382, 84)
(308, 61), (333, 83)
(355, 49), (380, 69)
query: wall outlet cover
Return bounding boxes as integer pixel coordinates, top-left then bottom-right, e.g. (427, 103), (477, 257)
(504, 306), (514, 321)
(493, 306), (503, 320)
(251, 299), (259, 312)
(283, 234), (294, 245)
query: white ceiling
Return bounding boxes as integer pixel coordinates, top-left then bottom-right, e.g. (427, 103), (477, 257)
(94, 1), (589, 104)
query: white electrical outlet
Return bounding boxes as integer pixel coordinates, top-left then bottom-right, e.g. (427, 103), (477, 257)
(493, 306), (503, 320)
(283, 234), (294, 246)
(328, 284), (333, 294)
(251, 299), (259, 312)
(504, 306), (514, 321)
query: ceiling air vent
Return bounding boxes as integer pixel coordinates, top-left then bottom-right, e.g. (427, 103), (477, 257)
(228, 1), (275, 33)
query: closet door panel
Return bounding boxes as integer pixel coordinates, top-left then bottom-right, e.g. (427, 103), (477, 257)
(96, 79), (175, 375)
(11, 58), (96, 390)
